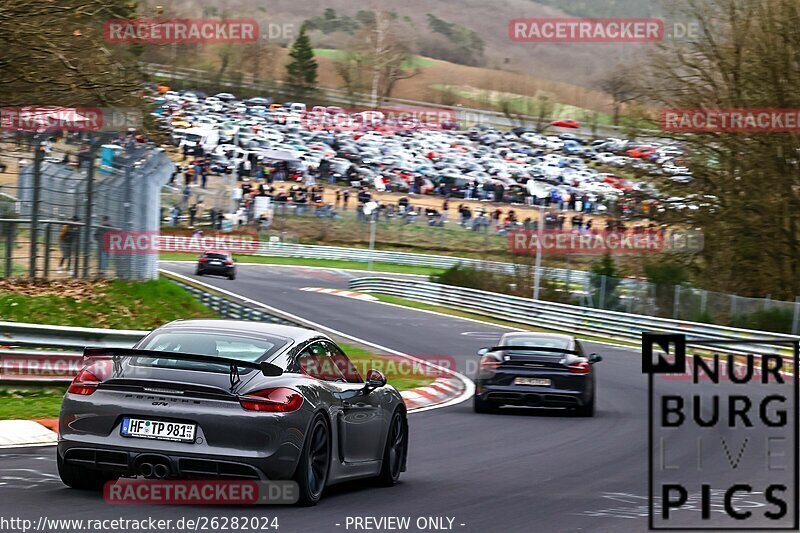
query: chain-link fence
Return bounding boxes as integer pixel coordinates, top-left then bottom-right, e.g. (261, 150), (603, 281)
(3, 134), (173, 279)
(465, 264), (800, 335)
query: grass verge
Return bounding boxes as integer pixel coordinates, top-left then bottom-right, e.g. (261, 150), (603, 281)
(159, 252), (444, 276)
(0, 278), (217, 330)
(340, 343), (436, 391)
(0, 387), (66, 420)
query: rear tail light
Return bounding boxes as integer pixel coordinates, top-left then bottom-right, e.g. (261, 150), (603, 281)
(67, 368), (103, 395)
(479, 355), (502, 370)
(567, 362), (591, 374)
(224, 260), (233, 265)
(239, 387), (303, 412)
(198, 257), (207, 262)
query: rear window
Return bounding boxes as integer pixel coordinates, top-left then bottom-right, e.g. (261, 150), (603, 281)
(501, 336), (571, 350)
(134, 331), (290, 372)
(202, 253), (228, 260)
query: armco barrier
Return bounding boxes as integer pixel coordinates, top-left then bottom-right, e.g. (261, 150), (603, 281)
(0, 323), (145, 383)
(0, 279), (303, 383)
(348, 277), (798, 357)
(253, 241), (587, 285)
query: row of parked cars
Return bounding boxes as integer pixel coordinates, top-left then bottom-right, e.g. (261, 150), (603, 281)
(147, 87), (693, 207)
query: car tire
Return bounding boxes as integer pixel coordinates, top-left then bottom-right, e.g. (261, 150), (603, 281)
(377, 410), (407, 486)
(228, 272), (236, 280)
(196, 270), (203, 276)
(473, 395), (497, 414)
(57, 453), (115, 491)
(575, 397), (595, 417)
(294, 414), (330, 506)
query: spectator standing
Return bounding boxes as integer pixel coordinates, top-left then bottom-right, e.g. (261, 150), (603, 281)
(495, 183), (505, 203)
(95, 216), (111, 277)
(57, 217), (80, 273)
(319, 159), (332, 184)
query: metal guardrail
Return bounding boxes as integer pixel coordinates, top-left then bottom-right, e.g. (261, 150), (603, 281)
(0, 321), (145, 350)
(168, 276), (299, 326)
(0, 279), (301, 382)
(348, 277), (798, 357)
(0, 323), (145, 383)
(254, 241), (586, 284)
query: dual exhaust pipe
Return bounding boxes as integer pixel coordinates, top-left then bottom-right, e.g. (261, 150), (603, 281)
(139, 462), (170, 479)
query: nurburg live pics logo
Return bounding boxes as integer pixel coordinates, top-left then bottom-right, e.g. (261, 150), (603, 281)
(642, 333), (799, 530)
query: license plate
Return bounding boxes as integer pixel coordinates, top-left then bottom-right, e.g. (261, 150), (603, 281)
(514, 377), (552, 386)
(210, 261), (222, 265)
(121, 418), (196, 443)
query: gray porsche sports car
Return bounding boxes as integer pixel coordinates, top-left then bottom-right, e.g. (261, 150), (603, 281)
(57, 319), (408, 505)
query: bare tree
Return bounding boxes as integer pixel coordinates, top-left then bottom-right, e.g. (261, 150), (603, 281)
(333, 11), (420, 107)
(0, 0), (143, 107)
(598, 64), (640, 126)
(637, 0), (800, 298)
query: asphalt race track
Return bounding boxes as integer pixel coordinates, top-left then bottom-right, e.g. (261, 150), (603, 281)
(0, 263), (794, 533)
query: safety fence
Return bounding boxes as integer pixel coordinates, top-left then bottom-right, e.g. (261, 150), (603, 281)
(4, 136), (174, 280)
(0, 276), (301, 383)
(245, 242), (799, 333)
(348, 276), (798, 358)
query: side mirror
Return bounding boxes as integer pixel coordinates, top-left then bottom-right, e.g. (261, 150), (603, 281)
(477, 348), (489, 356)
(365, 369), (387, 388)
(588, 353), (603, 364)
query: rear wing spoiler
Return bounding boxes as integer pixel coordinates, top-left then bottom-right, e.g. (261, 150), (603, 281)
(83, 347), (283, 390)
(486, 346), (580, 355)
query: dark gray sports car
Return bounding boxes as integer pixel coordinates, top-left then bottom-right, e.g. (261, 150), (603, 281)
(57, 319), (408, 505)
(473, 332), (602, 416)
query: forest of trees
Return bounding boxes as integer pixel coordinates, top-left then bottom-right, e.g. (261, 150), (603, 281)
(638, 0), (800, 298)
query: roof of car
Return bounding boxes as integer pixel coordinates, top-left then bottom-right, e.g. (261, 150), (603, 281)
(160, 319), (320, 342)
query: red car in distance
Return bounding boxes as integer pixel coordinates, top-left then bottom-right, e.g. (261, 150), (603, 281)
(550, 119), (580, 129)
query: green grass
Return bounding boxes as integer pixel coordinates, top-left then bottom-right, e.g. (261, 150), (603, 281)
(0, 387), (66, 420)
(430, 84), (616, 125)
(159, 252), (445, 276)
(0, 345), (432, 420)
(314, 48), (437, 69)
(0, 278), (217, 330)
(339, 343), (436, 391)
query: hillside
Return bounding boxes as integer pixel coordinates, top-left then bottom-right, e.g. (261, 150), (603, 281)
(139, 0), (663, 88)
